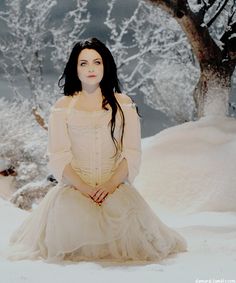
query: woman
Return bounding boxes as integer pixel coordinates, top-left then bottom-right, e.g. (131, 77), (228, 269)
(5, 38), (187, 262)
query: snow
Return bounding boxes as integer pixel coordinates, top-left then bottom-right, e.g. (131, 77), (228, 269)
(204, 87), (229, 117)
(229, 33), (236, 40)
(137, 115), (236, 213)
(0, 176), (16, 200)
(0, 116), (236, 282)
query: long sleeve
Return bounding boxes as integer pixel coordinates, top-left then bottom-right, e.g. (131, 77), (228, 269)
(119, 102), (142, 184)
(46, 107), (73, 183)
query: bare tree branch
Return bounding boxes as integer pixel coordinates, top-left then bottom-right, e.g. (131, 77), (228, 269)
(206, 0), (230, 28)
(32, 107), (48, 131)
(198, 0), (217, 20)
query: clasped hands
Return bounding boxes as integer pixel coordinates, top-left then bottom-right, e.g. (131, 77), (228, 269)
(79, 179), (118, 206)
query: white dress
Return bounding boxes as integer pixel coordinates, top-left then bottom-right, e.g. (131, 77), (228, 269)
(5, 95), (187, 262)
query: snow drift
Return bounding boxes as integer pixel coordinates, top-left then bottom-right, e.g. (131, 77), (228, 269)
(137, 115), (236, 213)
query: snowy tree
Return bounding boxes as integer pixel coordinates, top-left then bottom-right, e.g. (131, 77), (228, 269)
(0, 0), (57, 106)
(0, 0), (90, 119)
(104, 0), (198, 122)
(147, 0), (236, 117)
(0, 97), (47, 188)
(51, 0), (90, 72)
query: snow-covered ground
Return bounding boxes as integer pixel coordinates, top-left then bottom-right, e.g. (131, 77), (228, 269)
(0, 116), (236, 283)
(138, 115), (236, 213)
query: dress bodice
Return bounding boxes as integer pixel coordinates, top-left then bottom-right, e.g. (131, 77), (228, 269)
(67, 108), (123, 186)
(47, 94), (142, 187)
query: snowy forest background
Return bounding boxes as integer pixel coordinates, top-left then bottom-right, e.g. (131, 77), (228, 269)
(0, 0), (236, 203)
(0, 1), (236, 281)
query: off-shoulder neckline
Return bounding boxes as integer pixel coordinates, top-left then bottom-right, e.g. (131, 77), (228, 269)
(50, 102), (136, 114)
(50, 106), (111, 114)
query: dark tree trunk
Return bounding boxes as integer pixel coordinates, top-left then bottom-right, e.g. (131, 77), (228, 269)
(194, 63), (234, 117)
(147, 0), (236, 118)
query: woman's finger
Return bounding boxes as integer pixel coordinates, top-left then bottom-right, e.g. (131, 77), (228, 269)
(97, 191), (108, 203)
(99, 195), (108, 205)
(93, 189), (105, 202)
(91, 188), (102, 199)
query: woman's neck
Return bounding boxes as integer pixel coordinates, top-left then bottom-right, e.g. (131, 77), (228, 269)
(80, 84), (102, 98)
(80, 90), (102, 99)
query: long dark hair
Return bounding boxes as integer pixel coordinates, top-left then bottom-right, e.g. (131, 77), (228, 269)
(58, 37), (138, 158)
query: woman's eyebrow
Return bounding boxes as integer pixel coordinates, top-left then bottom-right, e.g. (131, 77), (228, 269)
(79, 58), (102, 62)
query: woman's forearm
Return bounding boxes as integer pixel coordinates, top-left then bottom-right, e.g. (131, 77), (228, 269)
(62, 158), (128, 192)
(110, 158), (129, 187)
(62, 163), (87, 191)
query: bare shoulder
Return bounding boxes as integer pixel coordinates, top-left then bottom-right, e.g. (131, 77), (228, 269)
(114, 93), (133, 104)
(53, 96), (73, 109)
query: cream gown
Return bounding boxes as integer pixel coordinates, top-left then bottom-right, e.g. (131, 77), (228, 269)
(5, 95), (187, 262)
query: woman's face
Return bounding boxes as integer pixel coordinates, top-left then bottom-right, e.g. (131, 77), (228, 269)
(77, 48), (104, 88)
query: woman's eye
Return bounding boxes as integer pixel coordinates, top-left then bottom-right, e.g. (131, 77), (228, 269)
(79, 61), (101, 66)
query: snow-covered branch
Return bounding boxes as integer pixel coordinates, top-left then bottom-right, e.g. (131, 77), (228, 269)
(105, 0), (196, 121)
(0, 0), (90, 110)
(0, 97), (47, 188)
(51, 0), (90, 71)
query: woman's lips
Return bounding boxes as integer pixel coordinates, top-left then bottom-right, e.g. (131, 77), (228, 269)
(87, 74), (96, 78)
